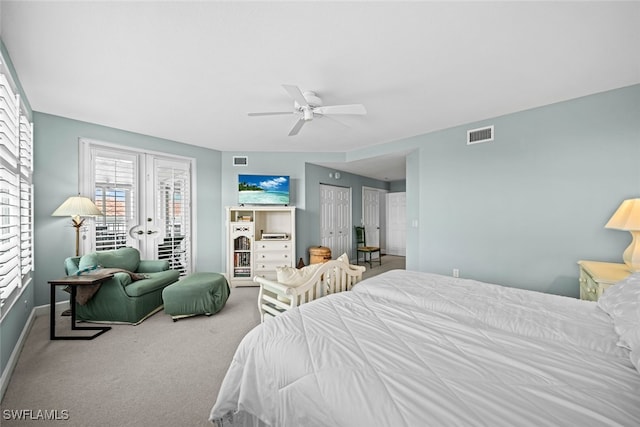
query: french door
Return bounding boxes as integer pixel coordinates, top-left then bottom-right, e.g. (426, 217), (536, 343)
(80, 140), (193, 276)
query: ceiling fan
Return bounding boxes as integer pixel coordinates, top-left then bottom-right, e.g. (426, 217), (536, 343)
(248, 85), (367, 136)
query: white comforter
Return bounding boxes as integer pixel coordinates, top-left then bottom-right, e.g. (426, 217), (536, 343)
(210, 270), (640, 426)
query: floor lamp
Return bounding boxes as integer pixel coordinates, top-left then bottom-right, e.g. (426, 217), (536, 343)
(52, 195), (104, 257)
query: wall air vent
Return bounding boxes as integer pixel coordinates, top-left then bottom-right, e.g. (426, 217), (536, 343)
(233, 156), (248, 166)
(467, 125), (494, 145)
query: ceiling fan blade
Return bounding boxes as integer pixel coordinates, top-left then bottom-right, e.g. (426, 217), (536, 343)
(282, 85), (309, 108)
(319, 113), (350, 129)
(248, 111), (293, 116)
(288, 118), (306, 136)
(314, 104), (367, 115)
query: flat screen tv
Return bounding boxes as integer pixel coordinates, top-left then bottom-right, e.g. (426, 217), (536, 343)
(238, 174), (290, 205)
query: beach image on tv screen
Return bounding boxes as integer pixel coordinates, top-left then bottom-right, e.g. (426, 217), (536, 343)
(238, 175), (289, 205)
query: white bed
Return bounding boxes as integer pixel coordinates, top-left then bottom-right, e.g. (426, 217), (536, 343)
(210, 269), (640, 426)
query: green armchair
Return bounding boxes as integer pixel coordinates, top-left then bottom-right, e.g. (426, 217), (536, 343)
(64, 247), (180, 324)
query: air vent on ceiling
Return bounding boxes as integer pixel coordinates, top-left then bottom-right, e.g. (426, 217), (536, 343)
(233, 156), (248, 166)
(467, 125), (494, 145)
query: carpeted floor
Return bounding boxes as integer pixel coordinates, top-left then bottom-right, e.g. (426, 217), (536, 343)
(1, 256), (405, 426)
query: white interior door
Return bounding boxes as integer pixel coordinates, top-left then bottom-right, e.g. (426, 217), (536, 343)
(362, 187), (386, 256)
(320, 185), (336, 252)
(334, 186), (351, 258)
(386, 192), (406, 256)
(320, 184), (351, 260)
(80, 140), (192, 275)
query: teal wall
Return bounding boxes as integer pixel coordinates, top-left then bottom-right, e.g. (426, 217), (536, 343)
(389, 180), (406, 192)
(218, 152), (390, 265)
(303, 163), (390, 263)
(33, 113), (224, 307)
(408, 85), (640, 296)
(405, 150), (420, 270)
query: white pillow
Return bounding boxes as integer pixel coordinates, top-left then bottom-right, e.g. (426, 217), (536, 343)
(275, 263), (324, 303)
(336, 252), (349, 265)
(276, 263), (323, 287)
(597, 272), (640, 371)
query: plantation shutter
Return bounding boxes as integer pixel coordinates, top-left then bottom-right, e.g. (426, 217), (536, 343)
(0, 71), (33, 315)
(19, 115), (34, 277)
(155, 158), (191, 275)
(93, 149), (138, 251)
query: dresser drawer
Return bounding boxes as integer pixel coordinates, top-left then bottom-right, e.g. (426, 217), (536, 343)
(254, 261), (292, 281)
(579, 270), (598, 302)
(254, 251), (291, 263)
(253, 270), (277, 281)
(255, 240), (293, 252)
(254, 240), (294, 281)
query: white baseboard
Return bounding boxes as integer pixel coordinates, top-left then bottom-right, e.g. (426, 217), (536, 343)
(33, 300), (70, 317)
(0, 300), (70, 401)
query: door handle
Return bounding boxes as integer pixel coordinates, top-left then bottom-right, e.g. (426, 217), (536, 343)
(147, 230), (158, 235)
(136, 230), (144, 235)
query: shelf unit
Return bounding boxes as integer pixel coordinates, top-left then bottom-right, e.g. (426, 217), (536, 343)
(226, 206), (296, 287)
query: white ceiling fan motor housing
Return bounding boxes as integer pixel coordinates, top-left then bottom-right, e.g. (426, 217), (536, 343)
(302, 91), (322, 107)
(293, 91), (322, 121)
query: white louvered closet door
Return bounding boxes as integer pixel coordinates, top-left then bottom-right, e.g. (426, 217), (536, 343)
(81, 141), (192, 276)
(320, 184), (352, 260)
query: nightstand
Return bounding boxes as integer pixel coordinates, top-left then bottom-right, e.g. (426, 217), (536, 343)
(577, 260), (631, 301)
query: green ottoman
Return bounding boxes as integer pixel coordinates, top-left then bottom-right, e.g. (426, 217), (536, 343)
(162, 272), (230, 321)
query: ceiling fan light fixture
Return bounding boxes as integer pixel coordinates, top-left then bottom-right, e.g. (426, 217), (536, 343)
(302, 107), (313, 121)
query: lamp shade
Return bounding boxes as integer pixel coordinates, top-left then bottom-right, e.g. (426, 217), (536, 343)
(52, 196), (103, 217)
(605, 198), (640, 231)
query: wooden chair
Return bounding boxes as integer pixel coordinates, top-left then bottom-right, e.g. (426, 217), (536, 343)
(354, 226), (381, 268)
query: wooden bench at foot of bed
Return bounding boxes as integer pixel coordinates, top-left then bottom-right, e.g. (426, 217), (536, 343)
(255, 259), (366, 322)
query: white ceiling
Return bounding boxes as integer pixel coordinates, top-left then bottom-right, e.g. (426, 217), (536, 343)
(2, 1), (639, 181)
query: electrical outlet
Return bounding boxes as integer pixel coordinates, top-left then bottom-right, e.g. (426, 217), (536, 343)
(452, 268), (459, 278)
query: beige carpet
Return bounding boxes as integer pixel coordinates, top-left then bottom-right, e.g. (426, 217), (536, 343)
(1, 256), (404, 426)
(361, 254), (405, 281)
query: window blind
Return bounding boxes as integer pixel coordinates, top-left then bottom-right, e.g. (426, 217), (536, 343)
(0, 70), (33, 316)
(156, 161), (191, 275)
(93, 151), (137, 251)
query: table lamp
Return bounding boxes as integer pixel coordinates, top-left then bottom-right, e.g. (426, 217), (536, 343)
(605, 198), (640, 272)
(52, 195), (103, 256)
